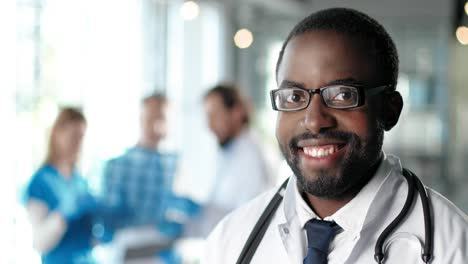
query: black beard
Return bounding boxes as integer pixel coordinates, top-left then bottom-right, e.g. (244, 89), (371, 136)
(279, 129), (384, 200)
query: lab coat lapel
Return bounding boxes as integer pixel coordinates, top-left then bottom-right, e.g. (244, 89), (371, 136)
(344, 157), (408, 263)
(277, 176), (305, 264)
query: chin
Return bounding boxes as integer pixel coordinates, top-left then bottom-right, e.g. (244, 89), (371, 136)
(298, 171), (346, 198)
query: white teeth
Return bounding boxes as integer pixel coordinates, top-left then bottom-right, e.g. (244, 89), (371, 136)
(303, 145), (338, 158)
(318, 149), (324, 156)
(312, 149), (317, 157)
(326, 146), (333, 156)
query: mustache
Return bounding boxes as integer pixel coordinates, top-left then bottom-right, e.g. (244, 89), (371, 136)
(288, 130), (355, 149)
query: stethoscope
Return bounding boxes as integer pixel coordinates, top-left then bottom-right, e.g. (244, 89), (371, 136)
(236, 168), (433, 264)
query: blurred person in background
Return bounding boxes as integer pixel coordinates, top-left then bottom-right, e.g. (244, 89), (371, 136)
(24, 107), (98, 264)
(194, 84), (272, 236)
(97, 93), (200, 264)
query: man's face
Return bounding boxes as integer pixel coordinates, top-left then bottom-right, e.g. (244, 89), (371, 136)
(276, 30), (385, 199)
(141, 99), (167, 147)
(204, 93), (236, 146)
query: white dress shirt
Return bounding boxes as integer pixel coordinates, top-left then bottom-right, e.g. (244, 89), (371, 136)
(294, 153), (390, 263)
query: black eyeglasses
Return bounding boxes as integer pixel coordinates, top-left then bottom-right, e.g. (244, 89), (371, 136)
(270, 84), (391, 112)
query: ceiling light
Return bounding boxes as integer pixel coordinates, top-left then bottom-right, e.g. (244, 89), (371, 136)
(180, 1), (199, 21)
(234, 28), (254, 49)
(456, 26), (468, 45)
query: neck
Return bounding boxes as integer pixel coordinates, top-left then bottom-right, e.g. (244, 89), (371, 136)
(304, 193), (353, 219)
(50, 159), (74, 178)
(303, 155), (383, 219)
(138, 139), (158, 150)
(232, 124), (246, 139)
(220, 126), (245, 148)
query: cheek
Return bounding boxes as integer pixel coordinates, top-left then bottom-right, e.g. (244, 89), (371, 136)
(275, 113), (296, 144)
(57, 133), (69, 146)
(68, 135), (83, 149)
(209, 116), (221, 132)
(143, 120), (153, 132)
(56, 135), (77, 153)
(215, 113), (231, 131)
(337, 110), (378, 140)
(153, 120), (167, 133)
(219, 122), (232, 138)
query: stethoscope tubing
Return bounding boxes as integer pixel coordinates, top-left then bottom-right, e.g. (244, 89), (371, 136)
(374, 168), (433, 263)
(374, 168), (416, 263)
(236, 179), (289, 264)
(412, 169), (434, 263)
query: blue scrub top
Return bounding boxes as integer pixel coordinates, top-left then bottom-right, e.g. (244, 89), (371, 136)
(25, 165), (95, 264)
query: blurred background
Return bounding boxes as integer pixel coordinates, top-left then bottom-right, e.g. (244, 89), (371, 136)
(8, 0), (468, 263)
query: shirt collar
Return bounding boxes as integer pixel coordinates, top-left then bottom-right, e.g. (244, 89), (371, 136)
(219, 128), (249, 153)
(131, 145), (160, 154)
(292, 152), (393, 236)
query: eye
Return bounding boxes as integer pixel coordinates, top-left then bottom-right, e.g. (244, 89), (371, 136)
(286, 91), (304, 103)
(285, 89), (306, 103)
(323, 86), (359, 108)
(332, 91), (353, 101)
(273, 88), (308, 110)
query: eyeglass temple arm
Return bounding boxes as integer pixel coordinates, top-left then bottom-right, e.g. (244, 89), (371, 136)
(366, 85), (392, 96)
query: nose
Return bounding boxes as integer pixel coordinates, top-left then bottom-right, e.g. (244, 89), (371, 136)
(301, 94), (336, 134)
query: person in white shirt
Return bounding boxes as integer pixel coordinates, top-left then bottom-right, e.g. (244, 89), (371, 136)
(205, 8), (467, 264)
(195, 84), (272, 237)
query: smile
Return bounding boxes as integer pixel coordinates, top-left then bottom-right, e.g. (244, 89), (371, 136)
(302, 145), (339, 158)
(296, 142), (347, 168)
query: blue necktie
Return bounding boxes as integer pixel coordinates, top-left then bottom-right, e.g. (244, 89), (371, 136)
(303, 219), (339, 264)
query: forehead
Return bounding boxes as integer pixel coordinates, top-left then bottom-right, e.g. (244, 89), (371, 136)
(142, 99), (166, 115)
(60, 121), (86, 133)
(144, 97), (166, 107)
(278, 30), (377, 88)
(204, 93), (225, 109)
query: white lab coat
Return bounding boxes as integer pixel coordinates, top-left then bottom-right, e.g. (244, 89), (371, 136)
(204, 155), (467, 264)
(187, 129), (272, 237)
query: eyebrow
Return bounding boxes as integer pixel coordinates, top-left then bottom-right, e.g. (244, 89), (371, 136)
(278, 80), (306, 89)
(278, 78), (365, 89)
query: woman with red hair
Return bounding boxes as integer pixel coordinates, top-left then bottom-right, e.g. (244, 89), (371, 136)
(24, 107), (97, 264)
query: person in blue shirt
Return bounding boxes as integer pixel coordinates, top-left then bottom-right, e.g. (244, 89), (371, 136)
(98, 93), (200, 263)
(24, 107), (98, 264)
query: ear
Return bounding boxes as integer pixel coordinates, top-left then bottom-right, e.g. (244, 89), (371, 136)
(382, 91), (403, 131)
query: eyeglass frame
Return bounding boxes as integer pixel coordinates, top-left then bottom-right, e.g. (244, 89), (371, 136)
(269, 84), (392, 112)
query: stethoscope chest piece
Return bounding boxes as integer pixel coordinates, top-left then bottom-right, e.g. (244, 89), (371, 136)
(374, 168), (433, 264)
(377, 232), (424, 263)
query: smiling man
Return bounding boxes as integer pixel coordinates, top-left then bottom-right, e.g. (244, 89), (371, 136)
(274, 29), (392, 217)
(204, 8), (467, 264)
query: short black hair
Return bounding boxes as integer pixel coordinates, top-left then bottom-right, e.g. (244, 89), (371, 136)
(204, 84), (250, 124)
(276, 8), (399, 90)
(204, 84), (242, 109)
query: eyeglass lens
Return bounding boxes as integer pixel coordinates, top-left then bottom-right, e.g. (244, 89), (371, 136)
(274, 85), (360, 110)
